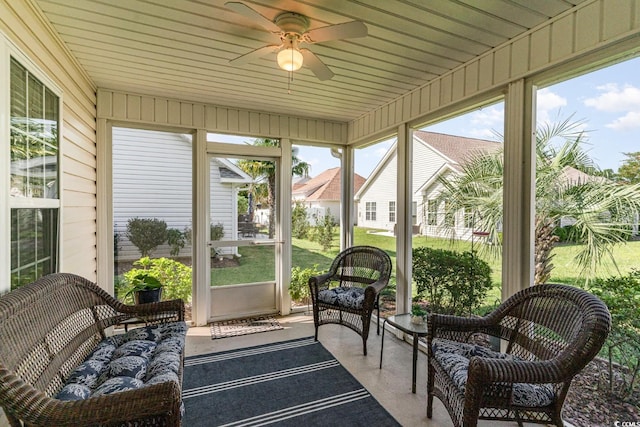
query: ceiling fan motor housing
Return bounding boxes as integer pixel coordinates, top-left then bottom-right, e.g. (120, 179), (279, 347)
(275, 12), (310, 37)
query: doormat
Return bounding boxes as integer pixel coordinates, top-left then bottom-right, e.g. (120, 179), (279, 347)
(210, 315), (284, 339)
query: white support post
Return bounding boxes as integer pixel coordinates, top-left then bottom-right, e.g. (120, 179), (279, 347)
(341, 146), (355, 250)
(96, 119), (113, 292)
(192, 129), (209, 326)
(280, 138), (292, 315)
(395, 124), (413, 315)
(502, 79), (536, 299)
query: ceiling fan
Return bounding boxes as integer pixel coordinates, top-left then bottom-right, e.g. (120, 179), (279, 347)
(225, 2), (368, 80)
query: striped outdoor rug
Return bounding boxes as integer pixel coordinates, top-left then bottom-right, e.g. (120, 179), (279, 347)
(182, 337), (400, 426)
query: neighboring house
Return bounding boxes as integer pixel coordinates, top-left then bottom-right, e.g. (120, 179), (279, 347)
(356, 131), (501, 238)
(113, 128), (253, 260)
(292, 167), (365, 224)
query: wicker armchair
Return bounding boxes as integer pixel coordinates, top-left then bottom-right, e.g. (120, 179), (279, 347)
(427, 284), (610, 427)
(308, 246), (392, 355)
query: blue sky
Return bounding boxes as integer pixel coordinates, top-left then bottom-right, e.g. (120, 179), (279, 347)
(297, 56), (640, 179)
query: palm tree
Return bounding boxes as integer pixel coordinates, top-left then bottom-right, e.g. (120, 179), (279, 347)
(237, 138), (310, 238)
(437, 117), (640, 284)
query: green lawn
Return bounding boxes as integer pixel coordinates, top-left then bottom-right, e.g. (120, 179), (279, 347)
(211, 227), (640, 298)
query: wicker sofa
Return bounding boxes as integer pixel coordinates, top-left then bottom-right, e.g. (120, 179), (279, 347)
(0, 273), (187, 426)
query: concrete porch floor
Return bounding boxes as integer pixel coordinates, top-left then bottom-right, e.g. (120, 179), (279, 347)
(186, 313), (539, 427)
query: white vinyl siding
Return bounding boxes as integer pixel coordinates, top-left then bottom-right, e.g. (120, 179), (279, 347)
(113, 128), (191, 261)
(112, 128), (245, 261)
(357, 139), (446, 231)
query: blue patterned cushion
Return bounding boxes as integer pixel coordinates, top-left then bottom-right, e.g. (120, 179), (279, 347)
(65, 359), (106, 388)
(104, 355), (148, 380)
(93, 377), (144, 397)
(88, 341), (117, 363)
(113, 340), (157, 359)
(318, 287), (365, 309)
(432, 338), (555, 407)
(56, 321), (187, 401)
(57, 383), (92, 401)
(147, 352), (181, 379)
(155, 336), (185, 355)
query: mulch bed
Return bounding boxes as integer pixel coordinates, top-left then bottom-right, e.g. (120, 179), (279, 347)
(378, 296), (639, 426)
(564, 358), (640, 426)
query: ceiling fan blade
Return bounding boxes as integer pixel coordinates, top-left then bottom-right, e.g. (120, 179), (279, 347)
(305, 21), (368, 43)
(300, 49), (334, 81)
(224, 2), (281, 33)
(230, 45), (280, 65)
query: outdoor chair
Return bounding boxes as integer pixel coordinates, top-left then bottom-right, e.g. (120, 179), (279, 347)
(427, 283), (610, 427)
(308, 246), (392, 355)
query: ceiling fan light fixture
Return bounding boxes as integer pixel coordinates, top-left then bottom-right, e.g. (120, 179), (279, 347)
(277, 47), (303, 71)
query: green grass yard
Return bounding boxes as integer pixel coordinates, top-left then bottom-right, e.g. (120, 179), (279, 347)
(211, 227), (640, 302)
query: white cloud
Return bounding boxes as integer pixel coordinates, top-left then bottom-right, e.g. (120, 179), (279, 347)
(537, 88), (568, 111)
(536, 88), (567, 124)
(584, 84), (640, 112)
(605, 111), (640, 130)
(470, 106), (503, 126)
(468, 128), (498, 139)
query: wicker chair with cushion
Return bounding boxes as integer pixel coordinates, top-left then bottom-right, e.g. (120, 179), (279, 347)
(427, 284), (610, 427)
(308, 246), (392, 355)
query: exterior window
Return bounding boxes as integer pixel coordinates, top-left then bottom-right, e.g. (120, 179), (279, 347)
(388, 201), (395, 222)
(9, 57), (60, 290)
(427, 200), (437, 225)
(444, 201), (455, 227)
(366, 201), (376, 221)
(412, 201), (417, 225)
(464, 207), (474, 229)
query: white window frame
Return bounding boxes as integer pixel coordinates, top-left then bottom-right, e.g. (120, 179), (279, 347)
(0, 33), (63, 293)
(366, 201), (376, 221)
(388, 200), (396, 222)
(427, 199), (437, 226)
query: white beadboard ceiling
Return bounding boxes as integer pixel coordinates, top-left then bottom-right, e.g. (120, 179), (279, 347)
(35, 0), (585, 123)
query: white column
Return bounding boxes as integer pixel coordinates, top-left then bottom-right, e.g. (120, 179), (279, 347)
(279, 138), (292, 315)
(96, 119), (113, 292)
(192, 129), (209, 326)
(502, 79), (536, 299)
(341, 146), (355, 250)
(396, 124), (413, 315)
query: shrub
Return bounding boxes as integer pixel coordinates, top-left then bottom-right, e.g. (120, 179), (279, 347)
(311, 210), (335, 251)
(166, 228), (187, 256)
(412, 247), (493, 316)
(122, 257), (192, 303)
(292, 201), (310, 239)
(237, 195), (248, 216)
(589, 270), (640, 400)
(289, 264), (322, 303)
(126, 218), (167, 257)
(210, 222), (225, 241)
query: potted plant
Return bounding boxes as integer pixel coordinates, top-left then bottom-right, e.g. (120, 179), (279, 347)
(411, 303), (427, 324)
(126, 272), (163, 304)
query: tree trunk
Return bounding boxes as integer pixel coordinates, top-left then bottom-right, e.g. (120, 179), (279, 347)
(534, 217), (560, 285)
